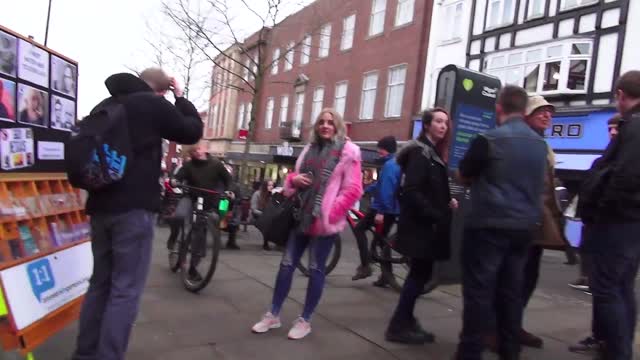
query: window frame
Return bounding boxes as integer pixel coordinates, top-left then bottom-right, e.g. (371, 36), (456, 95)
(334, 81), (349, 117)
(279, 95), (290, 126)
(319, 23), (332, 58)
(311, 86), (325, 122)
(484, 39), (593, 95)
(293, 90), (305, 128)
(265, 97), (275, 129)
(395, 0), (415, 27)
(560, 0), (598, 11)
(359, 71), (379, 120)
(369, 0), (387, 37)
(271, 48), (280, 75)
(442, 2), (464, 42)
(526, 0), (546, 20)
(301, 35), (312, 65)
(285, 42), (295, 71)
(485, 0), (516, 30)
(341, 14), (356, 51)
(385, 64), (407, 118)
(237, 103), (245, 130)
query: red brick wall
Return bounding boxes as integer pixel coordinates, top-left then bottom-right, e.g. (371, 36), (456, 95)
(249, 0), (432, 144)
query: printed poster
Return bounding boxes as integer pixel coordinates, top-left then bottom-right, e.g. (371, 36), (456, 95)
(51, 55), (77, 98)
(17, 39), (49, 87)
(50, 95), (75, 131)
(0, 78), (16, 122)
(0, 127), (35, 170)
(0, 31), (17, 77)
(17, 83), (48, 128)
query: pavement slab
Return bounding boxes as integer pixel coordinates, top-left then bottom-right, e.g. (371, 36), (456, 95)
(0, 226), (634, 359)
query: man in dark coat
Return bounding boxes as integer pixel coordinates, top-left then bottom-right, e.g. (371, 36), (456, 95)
(580, 70), (640, 360)
(73, 68), (203, 360)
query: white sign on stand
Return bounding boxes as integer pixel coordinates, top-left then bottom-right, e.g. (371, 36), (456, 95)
(0, 242), (93, 330)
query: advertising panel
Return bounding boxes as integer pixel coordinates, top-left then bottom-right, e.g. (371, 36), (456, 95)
(0, 242), (93, 330)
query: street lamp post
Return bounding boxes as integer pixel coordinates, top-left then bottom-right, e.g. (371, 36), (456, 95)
(44, 0), (52, 46)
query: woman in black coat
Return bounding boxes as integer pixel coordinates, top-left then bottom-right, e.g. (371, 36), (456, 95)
(386, 108), (458, 344)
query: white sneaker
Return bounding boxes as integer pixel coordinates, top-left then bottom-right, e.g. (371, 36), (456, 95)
(287, 317), (312, 340)
(251, 312), (281, 333)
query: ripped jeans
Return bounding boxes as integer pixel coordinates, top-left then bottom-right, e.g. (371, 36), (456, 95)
(270, 231), (336, 321)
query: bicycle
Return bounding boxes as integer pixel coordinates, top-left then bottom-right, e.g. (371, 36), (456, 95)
(345, 208), (435, 294)
(295, 209), (436, 295)
(167, 184), (228, 293)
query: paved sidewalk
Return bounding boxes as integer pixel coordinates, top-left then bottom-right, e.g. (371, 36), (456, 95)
(12, 227), (632, 359)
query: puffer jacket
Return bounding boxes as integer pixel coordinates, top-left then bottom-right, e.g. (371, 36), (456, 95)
(284, 141), (363, 236)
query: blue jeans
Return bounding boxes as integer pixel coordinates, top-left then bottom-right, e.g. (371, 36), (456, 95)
(458, 228), (533, 360)
(72, 210), (155, 360)
(589, 223), (640, 360)
(270, 231), (336, 321)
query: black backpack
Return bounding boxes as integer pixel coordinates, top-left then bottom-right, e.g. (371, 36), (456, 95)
(65, 97), (131, 190)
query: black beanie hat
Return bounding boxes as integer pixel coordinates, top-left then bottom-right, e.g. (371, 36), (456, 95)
(377, 136), (397, 154)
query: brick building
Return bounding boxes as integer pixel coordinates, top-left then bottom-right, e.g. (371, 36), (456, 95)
(206, 0), (434, 185)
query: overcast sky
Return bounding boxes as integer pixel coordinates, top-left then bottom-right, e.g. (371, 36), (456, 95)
(1, 0), (310, 117)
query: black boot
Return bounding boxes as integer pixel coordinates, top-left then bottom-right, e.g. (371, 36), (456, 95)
(226, 231), (240, 250)
(385, 316), (434, 345)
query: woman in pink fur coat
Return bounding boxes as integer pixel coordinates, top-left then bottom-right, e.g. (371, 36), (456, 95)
(251, 108), (363, 340)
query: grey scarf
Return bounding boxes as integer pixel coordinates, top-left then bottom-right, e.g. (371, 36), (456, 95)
(298, 139), (345, 232)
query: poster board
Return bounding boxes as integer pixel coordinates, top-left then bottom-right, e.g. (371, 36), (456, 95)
(0, 25), (78, 174)
(0, 25), (88, 358)
(432, 65), (501, 285)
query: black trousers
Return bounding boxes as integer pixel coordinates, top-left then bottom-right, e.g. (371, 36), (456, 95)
(458, 228), (533, 360)
(523, 245), (543, 308)
(354, 209), (395, 267)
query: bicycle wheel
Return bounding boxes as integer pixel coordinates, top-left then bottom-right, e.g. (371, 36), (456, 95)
(180, 221), (222, 293)
(296, 235), (342, 276)
(168, 224), (183, 273)
(372, 233), (435, 295)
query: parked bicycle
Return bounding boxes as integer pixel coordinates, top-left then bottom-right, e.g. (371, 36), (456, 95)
(167, 184), (228, 293)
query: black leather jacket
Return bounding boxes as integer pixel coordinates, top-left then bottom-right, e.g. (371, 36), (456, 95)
(593, 104), (640, 223)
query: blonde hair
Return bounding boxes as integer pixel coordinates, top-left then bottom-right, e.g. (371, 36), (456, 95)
(309, 108), (347, 144)
(139, 67), (171, 93)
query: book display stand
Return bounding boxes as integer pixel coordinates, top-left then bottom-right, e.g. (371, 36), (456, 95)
(0, 25), (87, 358)
(0, 174), (91, 359)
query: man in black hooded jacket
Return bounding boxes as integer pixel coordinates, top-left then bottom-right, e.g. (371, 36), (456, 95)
(72, 68), (202, 360)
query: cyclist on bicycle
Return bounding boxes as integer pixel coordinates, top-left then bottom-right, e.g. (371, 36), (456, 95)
(169, 141), (231, 281)
(352, 136), (401, 284)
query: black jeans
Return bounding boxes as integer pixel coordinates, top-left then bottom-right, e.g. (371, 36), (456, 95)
(389, 258), (434, 330)
(523, 245), (543, 308)
(458, 228), (533, 360)
(589, 223), (640, 360)
(354, 209), (395, 267)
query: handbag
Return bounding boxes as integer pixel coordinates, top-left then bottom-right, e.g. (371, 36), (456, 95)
(255, 192), (300, 246)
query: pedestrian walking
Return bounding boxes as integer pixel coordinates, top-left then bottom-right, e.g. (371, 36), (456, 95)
(352, 135), (401, 285)
(385, 108), (457, 344)
(72, 68), (203, 360)
(251, 180), (275, 250)
(456, 85), (548, 360)
(251, 108), (363, 340)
